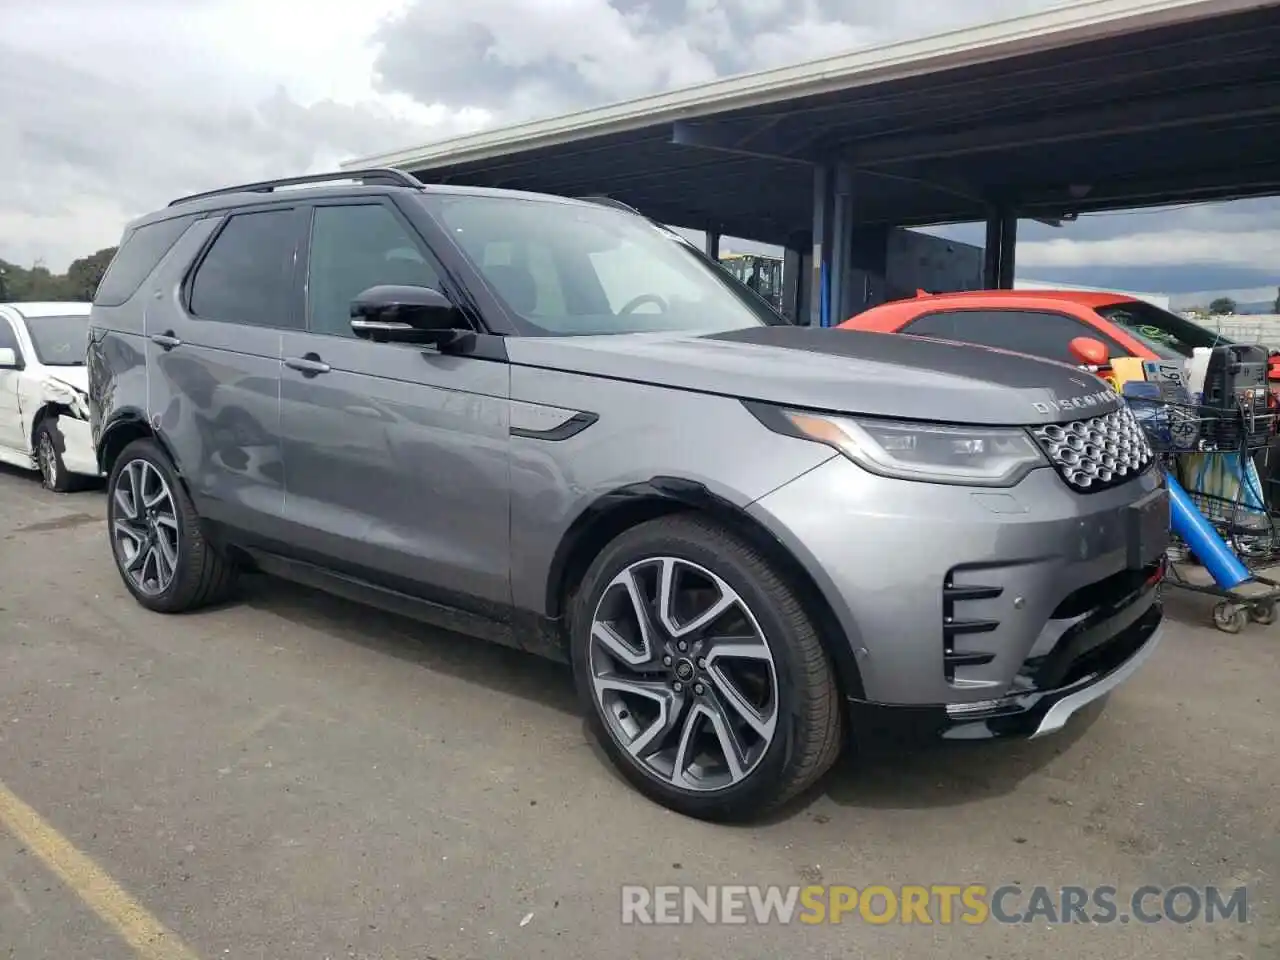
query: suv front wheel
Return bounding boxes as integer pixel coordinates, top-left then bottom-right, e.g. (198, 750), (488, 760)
(106, 438), (238, 612)
(571, 515), (844, 821)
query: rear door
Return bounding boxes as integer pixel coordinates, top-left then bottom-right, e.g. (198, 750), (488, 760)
(276, 197), (512, 611)
(146, 205), (303, 540)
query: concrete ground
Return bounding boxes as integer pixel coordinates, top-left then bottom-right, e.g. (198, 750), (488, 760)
(0, 462), (1275, 960)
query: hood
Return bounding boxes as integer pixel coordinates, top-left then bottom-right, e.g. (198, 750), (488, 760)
(42, 366), (88, 394)
(505, 325), (1119, 426)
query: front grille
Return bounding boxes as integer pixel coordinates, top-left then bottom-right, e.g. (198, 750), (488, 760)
(1029, 405), (1153, 493)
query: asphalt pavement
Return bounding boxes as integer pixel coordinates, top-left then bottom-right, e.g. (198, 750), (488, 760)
(0, 462), (1276, 960)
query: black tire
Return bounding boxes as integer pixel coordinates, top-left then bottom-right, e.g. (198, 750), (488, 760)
(34, 419), (81, 493)
(570, 514), (844, 822)
(107, 437), (239, 613)
(1249, 600), (1277, 626)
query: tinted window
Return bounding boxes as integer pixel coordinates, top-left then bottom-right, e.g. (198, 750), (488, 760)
(25, 315), (88, 366)
(902, 309), (1130, 364)
(1094, 301), (1229, 360)
(189, 210), (299, 328)
(307, 204), (442, 338)
(95, 216), (195, 307)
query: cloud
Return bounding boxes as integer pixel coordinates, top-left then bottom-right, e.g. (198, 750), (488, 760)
(0, 0), (482, 270)
(1021, 229), (1280, 271)
(922, 198), (1280, 296)
(1013, 200), (1280, 295)
(370, 0), (1062, 120)
(0, 0), (1275, 301)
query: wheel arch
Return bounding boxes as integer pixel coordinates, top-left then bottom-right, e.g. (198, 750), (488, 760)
(546, 477), (865, 700)
(28, 401), (77, 454)
(98, 411), (182, 481)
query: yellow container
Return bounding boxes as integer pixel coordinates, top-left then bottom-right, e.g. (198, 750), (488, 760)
(1108, 356), (1148, 392)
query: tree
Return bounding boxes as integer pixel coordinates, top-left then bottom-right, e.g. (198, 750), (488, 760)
(1208, 296), (1238, 316)
(65, 247), (118, 301)
(1273, 286), (1279, 314)
(0, 261), (73, 301)
(0, 247), (116, 303)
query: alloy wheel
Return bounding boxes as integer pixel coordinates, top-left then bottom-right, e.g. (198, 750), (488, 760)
(588, 556), (779, 792)
(38, 431), (58, 488)
(111, 459), (180, 596)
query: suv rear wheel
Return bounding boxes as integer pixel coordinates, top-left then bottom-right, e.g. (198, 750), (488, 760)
(571, 515), (844, 821)
(107, 438), (238, 612)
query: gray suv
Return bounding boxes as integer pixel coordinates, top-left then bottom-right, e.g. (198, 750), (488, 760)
(88, 169), (1169, 821)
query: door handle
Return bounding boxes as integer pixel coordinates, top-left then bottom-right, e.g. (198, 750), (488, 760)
(150, 331), (181, 350)
(284, 353), (331, 377)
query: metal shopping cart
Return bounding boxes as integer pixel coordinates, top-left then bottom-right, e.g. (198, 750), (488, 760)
(1126, 390), (1280, 633)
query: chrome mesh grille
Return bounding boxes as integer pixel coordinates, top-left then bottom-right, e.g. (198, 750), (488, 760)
(1029, 405), (1153, 492)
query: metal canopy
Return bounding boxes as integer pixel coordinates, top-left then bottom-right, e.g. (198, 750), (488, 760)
(347, 0), (1280, 246)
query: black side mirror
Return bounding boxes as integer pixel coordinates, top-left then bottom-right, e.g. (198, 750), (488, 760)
(350, 285), (470, 348)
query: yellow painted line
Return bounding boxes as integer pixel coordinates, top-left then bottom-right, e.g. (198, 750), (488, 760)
(0, 778), (201, 960)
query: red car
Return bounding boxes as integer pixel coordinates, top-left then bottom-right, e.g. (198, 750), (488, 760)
(838, 288), (1280, 380)
(840, 289), (1280, 510)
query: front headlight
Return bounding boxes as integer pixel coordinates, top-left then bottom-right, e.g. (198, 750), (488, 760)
(777, 410), (1047, 486)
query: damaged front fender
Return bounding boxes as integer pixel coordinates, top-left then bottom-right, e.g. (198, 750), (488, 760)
(38, 377), (91, 421)
(20, 376), (101, 478)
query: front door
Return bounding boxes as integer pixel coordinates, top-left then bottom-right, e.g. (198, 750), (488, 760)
(145, 207), (300, 540)
(0, 316), (26, 453)
(278, 199), (512, 612)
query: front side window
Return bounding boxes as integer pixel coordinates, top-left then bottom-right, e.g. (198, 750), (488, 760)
(902, 309), (1129, 365)
(307, 203), (444, 338)
(420, 193), (784, 336)
(1094, 300), (1230, 360)
(23, 315), (88, 366)
(189, 209), (300, 328)
(0, 318), (19, 354)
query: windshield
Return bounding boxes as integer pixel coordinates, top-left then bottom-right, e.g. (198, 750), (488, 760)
(25, 314), (89, 366)
(420, 193), (786, 336)
(1094, 301), (1232, 360)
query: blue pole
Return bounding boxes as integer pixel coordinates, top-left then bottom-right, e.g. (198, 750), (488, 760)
(820, 261), (830, 327)
(1166, 470), (1251, 589)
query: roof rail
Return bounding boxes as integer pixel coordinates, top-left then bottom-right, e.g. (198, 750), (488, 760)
(168, 167), (422, 207)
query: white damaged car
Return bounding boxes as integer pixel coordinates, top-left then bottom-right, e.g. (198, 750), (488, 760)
(0, 301), (100, 491)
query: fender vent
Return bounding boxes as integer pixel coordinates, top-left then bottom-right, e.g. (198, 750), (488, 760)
(943, 577), (1001, 682)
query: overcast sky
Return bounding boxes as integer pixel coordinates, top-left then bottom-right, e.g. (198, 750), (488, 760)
(1, 0), (1277, 307)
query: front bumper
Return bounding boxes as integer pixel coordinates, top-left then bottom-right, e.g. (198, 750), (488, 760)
(847, 601), (1163, 745)
(747, 454), (1167, 708)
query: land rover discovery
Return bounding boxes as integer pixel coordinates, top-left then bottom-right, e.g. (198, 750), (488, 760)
(88, 169), (1168, 821)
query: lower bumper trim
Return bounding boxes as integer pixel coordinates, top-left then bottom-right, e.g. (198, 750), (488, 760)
(847, 602), (1163, 748)
(1030, 622), (1163, 738)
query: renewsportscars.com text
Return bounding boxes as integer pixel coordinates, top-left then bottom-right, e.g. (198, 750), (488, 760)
(620, 884), (1248, 926)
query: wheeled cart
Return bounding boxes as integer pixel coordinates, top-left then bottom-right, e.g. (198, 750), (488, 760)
(1127, 392), (1280, 633)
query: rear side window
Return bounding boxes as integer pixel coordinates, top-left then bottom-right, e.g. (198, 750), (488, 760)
(901, 309), (1130, 365)
(94, 216), (195, 307)
(189, 210), (300, 328)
